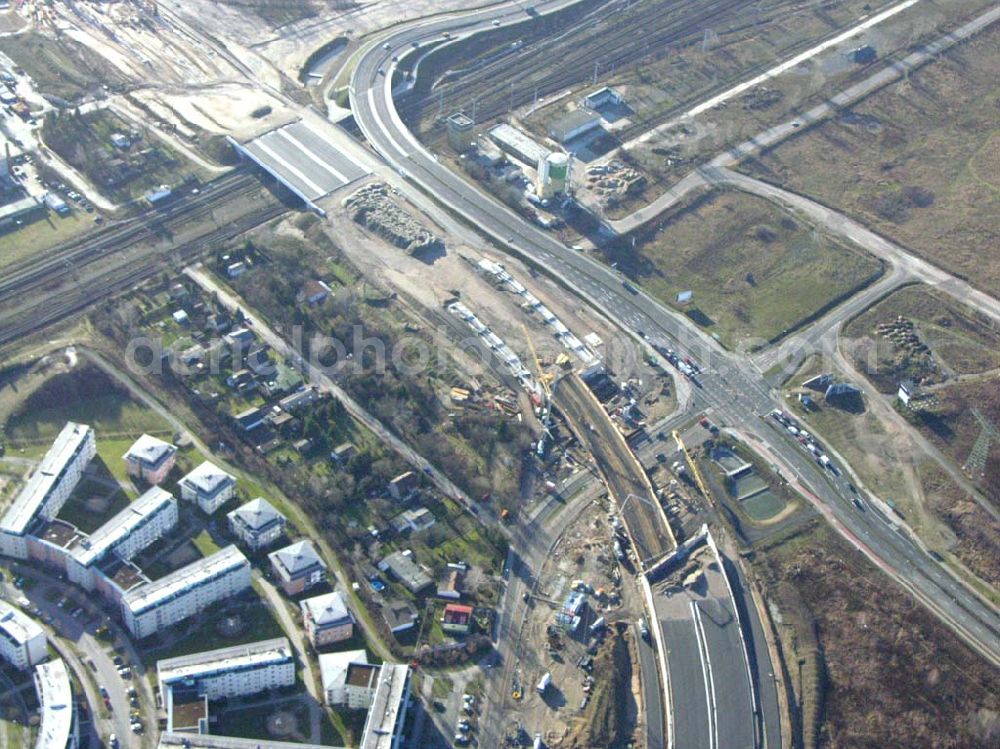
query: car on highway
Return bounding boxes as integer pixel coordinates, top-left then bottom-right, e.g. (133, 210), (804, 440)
(638, 618), (650, 640)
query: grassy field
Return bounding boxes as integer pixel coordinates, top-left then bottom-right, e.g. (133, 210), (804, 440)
(843, 283), (1000, 393)
(784, 357), (999, 587)
(607, 190), (882, 348)
(621, 0), (997, 189)
(754, 523), (1000, 749)
(906, 375), (1000, 505)
(741, 20), (1000, 297)
(142, 593), (285, 665)
(56, 472), (131, 533)
(0, 211), (89, 273)
(1, 32), (127, 103)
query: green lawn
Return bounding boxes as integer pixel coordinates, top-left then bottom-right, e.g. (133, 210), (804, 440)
(0, 211), (90, 272)
(610, 190), (883, 349)
(192, 529), (222, 557)
(142, 594), (285, 666)
(56, 471), (131, 532)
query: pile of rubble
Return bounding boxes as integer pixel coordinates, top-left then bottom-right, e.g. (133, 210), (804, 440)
(585, 160), (645, 203)
(876, 316), (940, 381)
(742, 85), (784, 111)
(344, 183), (441, 254)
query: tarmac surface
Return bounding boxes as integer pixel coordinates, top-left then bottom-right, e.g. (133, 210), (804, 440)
(238, 120), (368, 204)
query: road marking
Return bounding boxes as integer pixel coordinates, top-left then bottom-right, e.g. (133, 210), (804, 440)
(251, 139), (325, 198)
(275, 128), (350, 185)
(691, 600), (719, 749)
(366, 87), (410, 159)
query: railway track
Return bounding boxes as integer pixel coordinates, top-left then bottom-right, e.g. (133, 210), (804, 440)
(401, 0), (797, 134)
(0, 173), (286, 349)
(0, 170), (259, 300)
(554, 372), (674, 567)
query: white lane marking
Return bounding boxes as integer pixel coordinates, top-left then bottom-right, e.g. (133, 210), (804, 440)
(367, 87), (410, 159)
(691, 600), (719, 749)
(276, 129), (350, 185)
(251, 139), (325, 199)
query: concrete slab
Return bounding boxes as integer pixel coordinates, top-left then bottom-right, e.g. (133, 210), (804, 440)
(235, 120), (368, 210)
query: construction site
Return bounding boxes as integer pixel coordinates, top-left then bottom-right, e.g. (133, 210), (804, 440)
(507, 494), (645, 748)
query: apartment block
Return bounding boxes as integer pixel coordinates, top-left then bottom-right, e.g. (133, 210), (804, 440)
(179, 461), (237, 515)
(0, 422), (95, 559)
(123, 434), (177, 485)
(121, 546), (251, 639)
(0, 600), (48, 670)
(227, 498), (285, 552)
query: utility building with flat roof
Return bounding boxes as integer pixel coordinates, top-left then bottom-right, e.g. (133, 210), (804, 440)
(121, 545), (251, 639)
(487, 123), (550, 167)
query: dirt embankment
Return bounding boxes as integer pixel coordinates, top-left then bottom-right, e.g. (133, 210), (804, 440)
(563, 623), (639, 749)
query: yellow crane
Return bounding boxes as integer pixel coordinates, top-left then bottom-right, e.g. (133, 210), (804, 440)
(673, 430), (714, 503)
(522, 323), (553, 398)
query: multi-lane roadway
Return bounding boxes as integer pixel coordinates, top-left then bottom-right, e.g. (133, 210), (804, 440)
(348, 0), (1000, 707)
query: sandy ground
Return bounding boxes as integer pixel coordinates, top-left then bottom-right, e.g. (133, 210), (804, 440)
(171, 0), (498, 74)
(322, 178), (619, 378)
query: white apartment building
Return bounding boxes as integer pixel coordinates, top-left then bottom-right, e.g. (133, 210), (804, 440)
(157, 637), (295, 702)
(34, 658), (79, 749)
(121, 546), (251, 639)
(178, 461), (237, 515)
(319, 649), (379, 710)
(67, 487), (178, 589)
(123, 434), (177, 485)
(158, 734), (331, 749)
(359, 664), (412, 749)
(0, 600), (48, 670)
(0, 422), (95, 559)
(301, 591), (354, 648)
(227, 498), (285, 552)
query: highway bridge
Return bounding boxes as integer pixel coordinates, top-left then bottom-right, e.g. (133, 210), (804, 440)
(349, 0), (1000, 674)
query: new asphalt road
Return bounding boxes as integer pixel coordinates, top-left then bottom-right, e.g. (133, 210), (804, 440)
(349, 0), (1000, 709)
